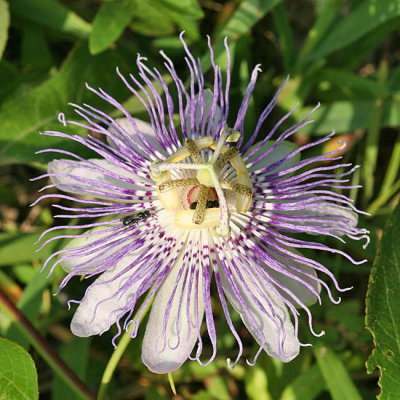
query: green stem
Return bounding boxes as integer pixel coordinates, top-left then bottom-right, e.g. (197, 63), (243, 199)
(378, 130), (400, 198)
(362, 58), (388, 206)
(367, 178), (400, 215)
(97, 291), (154, 400)
(0, 291), (95, 400)
(349, 153), (362, 203)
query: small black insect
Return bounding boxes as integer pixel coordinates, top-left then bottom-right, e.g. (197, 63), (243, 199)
(122, 210), (151, 227)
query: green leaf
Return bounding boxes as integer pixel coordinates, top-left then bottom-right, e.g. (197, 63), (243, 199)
(89, 0), (136, 55)
(157, 0), (203, 19)
(338, 16), (400, 71)
(272, 2), (295, 73)
(206, 376), (230, 400)
(298, 100), (400, 136)
(0, 62), (19, 104)
(150, 0), (202, 40)
(313, 68), (393, 99)
(366, 201), (400, 399)
(161, 7), (200, 40)
(191, 391), (211, 400)
(13, 265), (37, 285)
(202, 0), (281, 71)
(221, 0), (281, 38)
(10, 0), (91, 38)
(5, 267), (54, 348)
(0, 337), (38, 400)
(307, 0), (400, 62)
(314, 345), (362, 400)
(280, 364), (325, 400)
(0, 0), (10, 60)
(297, 0), (346, 66)
(244, 365), (272, 400)
(0, 41), (132, 165)
(21, 24), (53, 70)
(0, 230), (65, 266)
(130, 0), (175, 37)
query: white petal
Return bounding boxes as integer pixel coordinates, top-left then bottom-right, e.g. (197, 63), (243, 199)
(267, 249), (321, 307)
(107, 117), (166, 156)
(246, 140), (299, 173)
(71, 256), (139, 337)
(219, 261), (299, 362)
(61, 226), (131, 273)
(48, 158), (149, 196)
(141, 261), (204, 374)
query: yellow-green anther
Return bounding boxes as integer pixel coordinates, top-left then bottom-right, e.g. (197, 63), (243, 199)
(215, 148), (239, 170)
(225, 129), (241, 143)
(185, 139), (203, 164)
(220, 180), (252, 197)
(158, 178), (199, 193)
(211, 127), (240, 164)
(192, 185), (209, 225)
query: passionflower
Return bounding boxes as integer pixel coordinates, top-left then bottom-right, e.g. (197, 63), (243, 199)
(35, 34), (369, 374)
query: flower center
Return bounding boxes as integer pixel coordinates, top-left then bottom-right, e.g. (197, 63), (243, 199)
(150, 128), (252, 237)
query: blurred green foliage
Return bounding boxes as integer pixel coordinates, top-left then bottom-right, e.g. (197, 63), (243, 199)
(0, 0), (399, 399)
